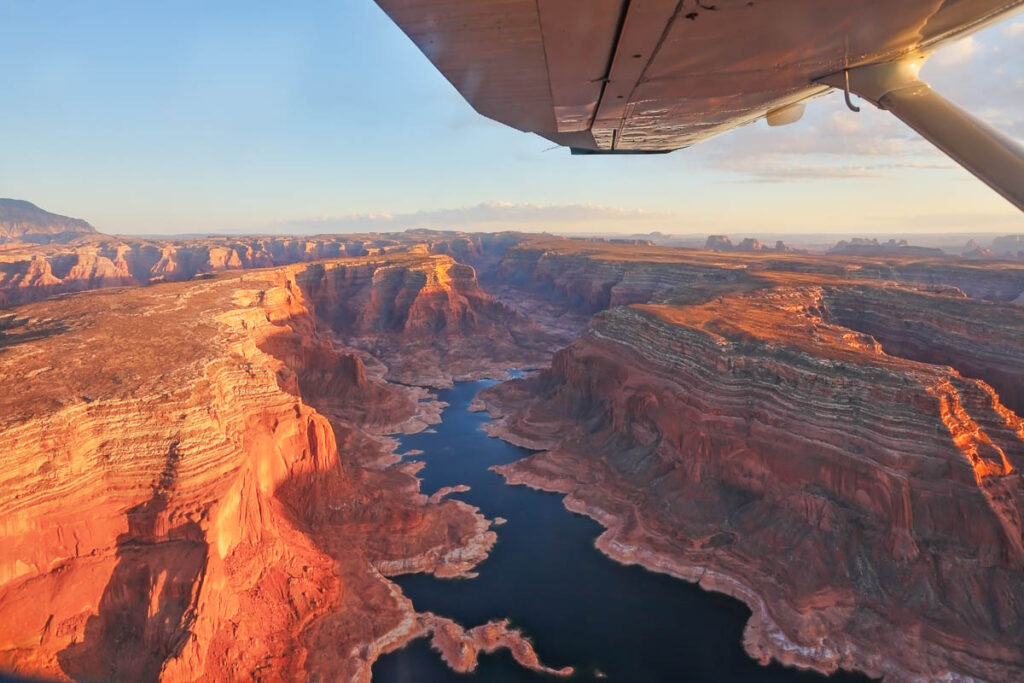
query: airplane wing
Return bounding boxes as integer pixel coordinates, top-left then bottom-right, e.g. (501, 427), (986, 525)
(374, 0), (1024, 210)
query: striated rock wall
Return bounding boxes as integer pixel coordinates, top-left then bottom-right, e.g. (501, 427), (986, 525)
(491, 238), (1024, 311)
(0, 230), (539, 310)
(0, 236), (389, 307)
(493, 243), (739, 314)
(479, 277), (1024, 682)
(0, 263), (502, 681)
(294, 254), (560, 386)
(7, 232), (1024, 311)
(823, 284), (1024, 414)
(848, 260), (1024, 302)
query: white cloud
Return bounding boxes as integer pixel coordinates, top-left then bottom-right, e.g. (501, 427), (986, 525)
(715, 157), (955, 183)
(930, 36), (979, 67)
(828, 110), (862, 135)
(1003, 22), (1024, 38)
(687, 18), (1024, 185)
(715, 158), (883, 181)
(691, 90), (927, 181)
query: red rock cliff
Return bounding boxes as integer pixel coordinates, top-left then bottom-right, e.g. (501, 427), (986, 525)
(294, 254), (559, 386)
(0, 264), (500, 681)
(479, 274), (1024, 681)
(493, 237), (1024, 309)
(0, 235), (395, 307)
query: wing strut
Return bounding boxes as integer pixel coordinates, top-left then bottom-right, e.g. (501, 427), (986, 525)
(823, 57), (1024, 212)
(842, 70), (861, 113)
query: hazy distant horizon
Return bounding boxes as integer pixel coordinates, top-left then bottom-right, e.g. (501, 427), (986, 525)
(102, 222), (1019, 255)
(106, 199), (1023, 242)
(108, 225), (1020, 240)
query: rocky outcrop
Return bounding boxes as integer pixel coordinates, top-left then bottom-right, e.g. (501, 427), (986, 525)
(478, 274), (1024, 682)
(295, 254), (560, 386)
(991, 235), (1024, 259)
(10, 231), (1024, 312)
(493, 240), (746, 315)
(828, 238), (945, 257)
(0, 249), (137, 305)
(0, 236), (397, 307)
(408, 230), (528, 278)
(492, 236), (1024, 310)
(705, 235), (804, 253)
(822, 284), (1024, 414)
(411, 614), (573, 676)
(0, 262), (510, 681)
(848, 260), (1024, 301)
(0, 199), (98, 244)
(0, 230), (541, 310)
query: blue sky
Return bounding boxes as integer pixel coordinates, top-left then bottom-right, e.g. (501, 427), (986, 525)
(1, 1), (1022, 235)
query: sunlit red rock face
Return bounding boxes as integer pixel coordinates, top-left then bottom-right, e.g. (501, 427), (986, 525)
(294, 253), (560, 387)
(0, 252), (558, 681)
(7, 232), (1024, 312)
(0, 234), (411, 307)
(478, 271), (1024, 682)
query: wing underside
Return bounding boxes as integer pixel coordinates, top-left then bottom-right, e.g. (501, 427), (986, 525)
(375, 0), (1023, 153)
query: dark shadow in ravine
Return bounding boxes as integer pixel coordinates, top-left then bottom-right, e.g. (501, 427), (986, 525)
(824, 287), (1024, 415)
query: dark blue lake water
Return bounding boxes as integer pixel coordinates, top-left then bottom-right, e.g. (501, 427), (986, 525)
(372, 380), (872, 683)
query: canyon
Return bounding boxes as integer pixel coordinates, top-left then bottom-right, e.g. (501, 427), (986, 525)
(476, 244), (1024, 681)
(0, 230), (1023, 681)
(0, 248), (561, 681)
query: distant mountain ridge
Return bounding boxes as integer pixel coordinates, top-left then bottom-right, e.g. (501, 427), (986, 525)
(828, 237), (945, 257)
(0, 199), (98, 243)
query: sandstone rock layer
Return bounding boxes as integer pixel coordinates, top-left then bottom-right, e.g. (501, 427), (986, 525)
(4, 233), (1024, 682)
(479, 271), (1024, 681)
(0, 252), (548, 681)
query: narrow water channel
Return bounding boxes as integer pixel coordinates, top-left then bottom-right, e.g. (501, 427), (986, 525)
(372, 380), (872, 683)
